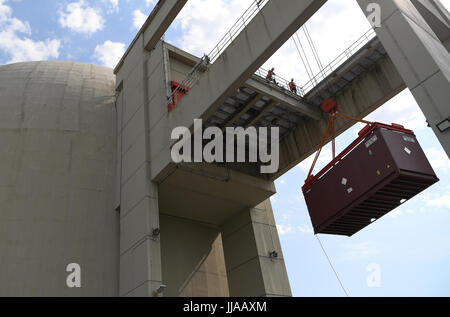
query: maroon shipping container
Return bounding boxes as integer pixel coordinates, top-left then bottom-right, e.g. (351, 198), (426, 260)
(302, 124), (439, 236)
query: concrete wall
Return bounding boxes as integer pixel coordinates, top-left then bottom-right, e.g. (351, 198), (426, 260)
(160, 215), (229, 297)
(0, 61), (119, 296)
(222, 200), (291, 297)
(116, 33), (291, 296)
(169, 57), (195, 84)
(116, 35), (165, 297)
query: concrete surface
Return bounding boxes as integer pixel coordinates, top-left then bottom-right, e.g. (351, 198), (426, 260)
(114, 0), (304, 296)
(169, 0), (327, 136)
(0, 61), (119, 296)
(357, 0), (450, 158)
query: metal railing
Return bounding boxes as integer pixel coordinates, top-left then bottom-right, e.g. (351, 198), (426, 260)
(253, 28), (377, 98)
(170, 8), (377, 107)
(301, 28), (376, 94)
(169, 0), (269, 106)
(254, 67), (304, 96)
(207, 0), (269, 64)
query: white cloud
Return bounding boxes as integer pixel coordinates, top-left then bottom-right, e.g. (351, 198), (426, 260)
(59, 0), (105, 35)
(298, 225), (313, 234)
(389, 208), (403, 218)
(0, 0), (60, 63)
(109, 0), (119, 9)
(102, 0), (119, 13)
(133, 9), (147, 30)
(173, 0), (251, 56)
(0, 0), (12, 22)
(424, 147), (450, 173)
(277, 224), (293, 236)
(298, 147), (333, 174)
(340, 242), (379, 261)
(389, 207), (416, 218)
(146, 0), (156, 7)
(424, 194), (450, 209)
(93, 40), (125, 68)
(364, 90), (428, 132)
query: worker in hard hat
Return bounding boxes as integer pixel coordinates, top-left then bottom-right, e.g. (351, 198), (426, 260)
(289, 78), (297, 94)
(266, 68), (277, 85)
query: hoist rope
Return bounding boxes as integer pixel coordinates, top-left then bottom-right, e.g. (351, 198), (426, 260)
(293, 24), (378, 299)
(304, 25), (324, 71)
(307, 111), (373, 178)
(302, 24), (335, 100)
(308, 117), (332, 177)
(316, 236), (350, 297)
(293, 29), (324, 99)
(293, 33), (314, 82)
(306, 105), (378, 298)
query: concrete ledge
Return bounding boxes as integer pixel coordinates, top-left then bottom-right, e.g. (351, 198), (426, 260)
(245, 76), (320, 119)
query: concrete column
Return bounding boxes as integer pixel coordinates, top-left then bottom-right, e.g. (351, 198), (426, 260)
(119, 182), (163, 297)
(160, 215), (229, 297)
(117, 38), (164, 297)
(357, 0), (450, 158)
(411, 0), (450, 51)
(221, 200), (291, 297)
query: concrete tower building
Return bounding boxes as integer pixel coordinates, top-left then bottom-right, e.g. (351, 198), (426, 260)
(0, 60), (287, 297)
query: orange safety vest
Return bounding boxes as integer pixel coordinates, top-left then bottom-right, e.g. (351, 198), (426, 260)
(289, 82), (296, 90)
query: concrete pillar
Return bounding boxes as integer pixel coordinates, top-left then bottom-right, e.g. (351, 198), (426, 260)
(119, 182), (163, 297)
(411, 0), (450, 51)
(117, 38), (164, 297)
(160, 215), (229, 297)
(357, 0), (450, 158)
(221, 200), (291, 297)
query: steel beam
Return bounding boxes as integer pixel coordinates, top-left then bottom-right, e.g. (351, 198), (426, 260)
(222, 94), (262, 128)
(114, 0), (187, 74)
(245, 100), (277, 128)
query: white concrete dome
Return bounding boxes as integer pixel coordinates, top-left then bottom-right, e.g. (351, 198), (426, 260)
(0, 61), (119, 296)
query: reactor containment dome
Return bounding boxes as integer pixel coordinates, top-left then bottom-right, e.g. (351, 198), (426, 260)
(0, 61), (119, 296)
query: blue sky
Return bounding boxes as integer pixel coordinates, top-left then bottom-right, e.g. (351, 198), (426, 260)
(1, 0), (449, 297)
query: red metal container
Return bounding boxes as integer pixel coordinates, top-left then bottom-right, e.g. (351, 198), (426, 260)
(302, 124), (439, 236)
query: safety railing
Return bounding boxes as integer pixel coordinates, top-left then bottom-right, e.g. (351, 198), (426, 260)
(170, 11), (377, 108)
(208, 0), (269, 64)
(301, 28), (376, 94)
(169, 0), (269, 107)
(254, 68), (304, 96)
(253, 28), (377, 98)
